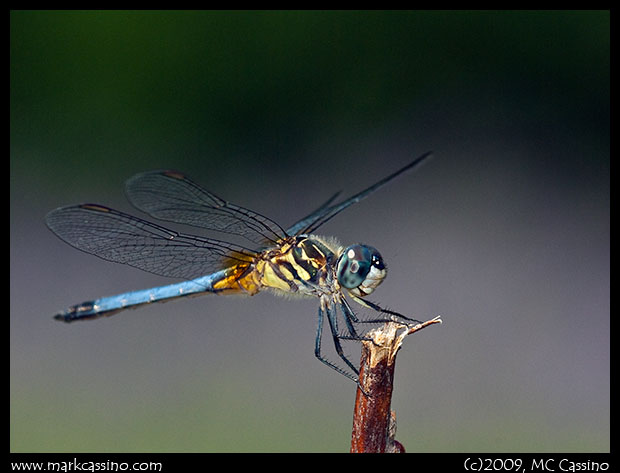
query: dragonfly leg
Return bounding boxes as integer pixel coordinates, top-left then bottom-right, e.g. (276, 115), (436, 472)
(325, 303), (360, 376)
(338, 298), (375, 343)
(340, 298), (360, 337)
(351, 295), (422, 325)
(314, 305), (359, 383)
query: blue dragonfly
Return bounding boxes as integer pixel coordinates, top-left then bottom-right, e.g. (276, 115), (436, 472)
(46, 152), (432, 382)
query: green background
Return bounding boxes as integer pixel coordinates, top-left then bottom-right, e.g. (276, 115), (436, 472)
(11, 10), (609, 452)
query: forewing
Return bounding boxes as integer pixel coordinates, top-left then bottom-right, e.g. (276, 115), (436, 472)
(288, 152), (432, 236)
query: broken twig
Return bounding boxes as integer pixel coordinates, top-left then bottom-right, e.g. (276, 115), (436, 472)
(350, 316), (442, 453)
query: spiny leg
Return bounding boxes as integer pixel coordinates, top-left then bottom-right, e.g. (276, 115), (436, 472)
(325, 302), (360, 376)
(350, 295), (422, 325)
(314, 305), (358, 383)
(338, 298), (361, 339)
(339, 298), (373, 343)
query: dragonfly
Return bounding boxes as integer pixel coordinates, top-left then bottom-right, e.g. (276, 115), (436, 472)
(46, 152), (432, 383)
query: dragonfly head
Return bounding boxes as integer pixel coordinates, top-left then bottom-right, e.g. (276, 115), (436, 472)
(336, 244), (387, 297)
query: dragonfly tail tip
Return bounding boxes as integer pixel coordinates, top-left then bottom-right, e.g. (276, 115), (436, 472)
(53, 313), (69, 323)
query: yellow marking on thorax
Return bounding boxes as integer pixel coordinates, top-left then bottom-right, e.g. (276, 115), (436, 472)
(277, 261), (297, 281)
(284, 251), (313, 281)
(260, 240), (324, 293)
(259, 260), (293, 292)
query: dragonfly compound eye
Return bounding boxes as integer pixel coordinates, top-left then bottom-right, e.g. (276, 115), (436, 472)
(336, 244), (387, 296)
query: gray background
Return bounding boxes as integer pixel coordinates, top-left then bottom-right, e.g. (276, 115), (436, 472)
(11, 11), (609, 452)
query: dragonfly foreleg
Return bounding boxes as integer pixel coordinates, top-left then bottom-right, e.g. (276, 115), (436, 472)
(339, 298), (377, 343)
(350, 295), (422, 325)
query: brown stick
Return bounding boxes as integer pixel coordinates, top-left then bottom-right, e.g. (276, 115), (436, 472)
(350, 316), (442, 453)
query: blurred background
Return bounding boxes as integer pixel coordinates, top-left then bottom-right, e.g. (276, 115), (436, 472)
(11, 11), (609, 452)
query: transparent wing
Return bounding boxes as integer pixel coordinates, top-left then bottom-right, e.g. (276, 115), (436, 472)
(287, 152), (432, 236)
(45, 204), (257, 281)
(125, 170), (288, 245)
